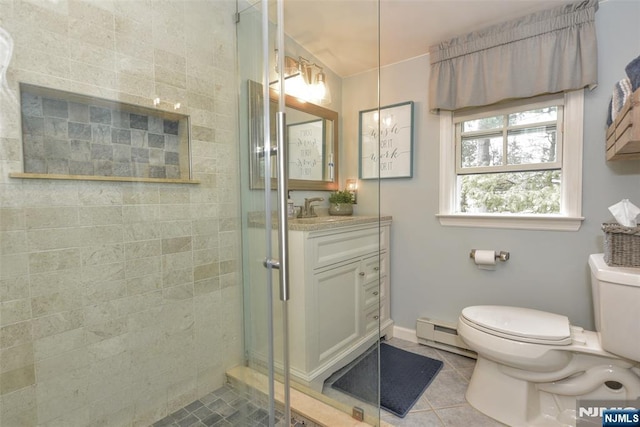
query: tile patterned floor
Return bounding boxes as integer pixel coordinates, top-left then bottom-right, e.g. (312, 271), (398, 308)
(322, 337), (506, 426)
(376, 338), (506, 426)
(153, 337), (505, 427)
(151, 384), (317, 427)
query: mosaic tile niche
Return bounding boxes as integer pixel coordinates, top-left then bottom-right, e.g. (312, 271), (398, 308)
(19, 84), (191, 181)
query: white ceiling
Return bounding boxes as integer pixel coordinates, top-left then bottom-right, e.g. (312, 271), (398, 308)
(282, 0), (577, 77)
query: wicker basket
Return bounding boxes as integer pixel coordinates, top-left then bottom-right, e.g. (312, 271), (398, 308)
(602, 222), (640, 267)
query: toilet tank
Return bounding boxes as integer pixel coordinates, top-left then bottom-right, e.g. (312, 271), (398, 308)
(589, 253), (640, 362)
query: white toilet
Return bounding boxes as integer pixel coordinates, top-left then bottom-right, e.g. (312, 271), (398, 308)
(458, 254), (640, 426)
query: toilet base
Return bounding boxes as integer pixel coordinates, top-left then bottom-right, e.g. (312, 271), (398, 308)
(466, 357), (639, 427)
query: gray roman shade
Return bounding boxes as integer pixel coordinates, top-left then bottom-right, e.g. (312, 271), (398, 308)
(429, 0), (599, 111)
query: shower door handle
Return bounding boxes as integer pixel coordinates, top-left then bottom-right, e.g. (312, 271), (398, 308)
(275, 111), (290, 301)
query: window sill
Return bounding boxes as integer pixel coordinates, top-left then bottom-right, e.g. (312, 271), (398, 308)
(436, 213), (584, 231)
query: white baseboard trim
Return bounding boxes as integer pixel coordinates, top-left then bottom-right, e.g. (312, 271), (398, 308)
(392, 325), (418, 343)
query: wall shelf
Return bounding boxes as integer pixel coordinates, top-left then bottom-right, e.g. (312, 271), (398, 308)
(607, 88), (640, 161)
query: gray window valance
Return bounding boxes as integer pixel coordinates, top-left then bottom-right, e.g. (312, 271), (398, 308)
(429, 0), (599, 111)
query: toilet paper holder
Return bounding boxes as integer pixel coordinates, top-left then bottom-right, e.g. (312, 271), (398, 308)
(469, 249), (510, 262)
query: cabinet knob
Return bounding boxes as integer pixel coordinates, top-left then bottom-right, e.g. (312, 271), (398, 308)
(373, 266), (379, 271)
(359, 272), (365, 276)
(373, 291), (379, 296)
(373, 315), (379, 320)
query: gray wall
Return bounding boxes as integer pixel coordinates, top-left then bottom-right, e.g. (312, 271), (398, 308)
(343, 0), (640, 332)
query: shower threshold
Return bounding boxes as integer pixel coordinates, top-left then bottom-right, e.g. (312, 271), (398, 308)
(226, 366), (391, 427)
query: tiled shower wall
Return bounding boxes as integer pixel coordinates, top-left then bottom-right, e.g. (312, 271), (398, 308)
(0, 1), (242, 426)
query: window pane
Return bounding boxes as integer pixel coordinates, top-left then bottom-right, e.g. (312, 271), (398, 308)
(462, 115), (503, 132)
(457, 171), (561, 214)
(507, 126), (557, 165)
(508, 106), (557, 126)
(461, 136), (503, 168)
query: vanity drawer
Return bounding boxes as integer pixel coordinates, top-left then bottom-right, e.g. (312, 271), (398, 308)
(365, 303), (386, 332)
(361, 252), (387, 283)
(310, 225), (389, 270)
(364, 281), (381, 308)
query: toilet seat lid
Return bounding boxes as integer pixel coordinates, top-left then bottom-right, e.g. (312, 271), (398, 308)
(461, 305), (572, 345)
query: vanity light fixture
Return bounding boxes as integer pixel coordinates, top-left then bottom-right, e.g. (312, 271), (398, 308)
(313, 70), (327, 101)
(273, 53), (331, 105)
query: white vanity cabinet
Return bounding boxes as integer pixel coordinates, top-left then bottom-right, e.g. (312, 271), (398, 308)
(285, 217), (393, 391)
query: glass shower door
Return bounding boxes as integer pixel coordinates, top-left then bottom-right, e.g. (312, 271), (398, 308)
(236, 0), (383, 425)
(237, 0), (292, 425)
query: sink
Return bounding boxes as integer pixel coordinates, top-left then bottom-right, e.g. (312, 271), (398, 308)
(291, 216), (353, 224)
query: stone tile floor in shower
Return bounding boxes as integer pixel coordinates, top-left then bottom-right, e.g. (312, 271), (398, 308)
(153, 337), (506, 426)
(151, 384), (310, 427)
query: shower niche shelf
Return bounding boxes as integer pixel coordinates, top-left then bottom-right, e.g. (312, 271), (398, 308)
(14, 83), (198, 184)
(9, 172), (200, 184)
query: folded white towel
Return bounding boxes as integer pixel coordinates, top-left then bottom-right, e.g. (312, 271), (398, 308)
(612, 78), (633, 122)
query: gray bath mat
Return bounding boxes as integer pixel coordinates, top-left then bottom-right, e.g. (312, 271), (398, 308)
(331, 342), (443, 418)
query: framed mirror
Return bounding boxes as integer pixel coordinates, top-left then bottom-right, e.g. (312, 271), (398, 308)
(248, 80), (339, 191)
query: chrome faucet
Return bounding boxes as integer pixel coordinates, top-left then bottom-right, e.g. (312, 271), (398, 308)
(299, 197), (324, 218)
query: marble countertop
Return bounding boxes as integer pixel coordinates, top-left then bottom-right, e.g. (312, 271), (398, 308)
(248, 213), (392, 231)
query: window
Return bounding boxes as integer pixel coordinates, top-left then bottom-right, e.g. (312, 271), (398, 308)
(437, 91), (584, 231)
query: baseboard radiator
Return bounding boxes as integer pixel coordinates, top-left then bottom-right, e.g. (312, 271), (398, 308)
(416, 317), (477, 359)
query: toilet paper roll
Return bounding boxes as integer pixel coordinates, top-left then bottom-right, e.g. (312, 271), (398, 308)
(474, 250), (496, 270)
